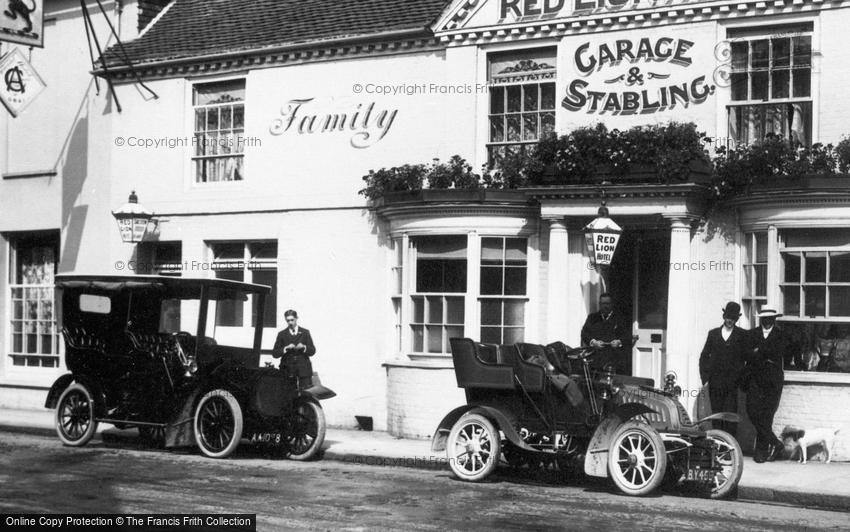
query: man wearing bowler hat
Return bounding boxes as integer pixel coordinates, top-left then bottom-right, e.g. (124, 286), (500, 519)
(745, 306), (793, 463)
(699, 302), (749, 438)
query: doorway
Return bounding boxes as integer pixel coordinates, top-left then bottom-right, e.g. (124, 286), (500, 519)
(607, 230), (670, 381)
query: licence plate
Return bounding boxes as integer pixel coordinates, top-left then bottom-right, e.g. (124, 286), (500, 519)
(685, 467), (715, 482)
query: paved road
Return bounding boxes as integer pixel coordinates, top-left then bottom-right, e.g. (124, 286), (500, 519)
(0, 431), (847, 531)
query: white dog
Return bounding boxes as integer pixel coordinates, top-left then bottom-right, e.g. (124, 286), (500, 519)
(781, 426), (841, 463)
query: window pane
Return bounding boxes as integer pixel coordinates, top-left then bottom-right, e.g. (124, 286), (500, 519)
(481, 300), (501, 326)
(215, 270), (244, 326)
(793, 36), (812, 67)
(504, 327), (524, 345)
(504, 301), (525, 326)
(754, 264), (767, 298)
(481, 238), (503, 263)
(773, 38), (791, 68)
(756, 234), (768, 263)
(743, 265), (754, 297)
(805, 252), (827, 283)
(426, 325), (443, 353)
(490, 116), (505, 142)
(506, 115), (521, 142)
(804, 285), (826, 317)
(443, 261), (467, 292)
(412, 325), (424, 352)
(793, 69), (811, 98)
(783, 252), (801, 283)
(446, 326), (464, 352)
(731, 73), (748, 100)
(446, 297), (464, 324)
(481, 326), (501, 345)
(541, 83), (556, 109)
(480, 266), (502, 296)
(830, 252), (850, 283)
(506, 86), (521, 112)
(830, 287), (850, 317)
(233, 106), (245, 129)
(505, 239), (527, 264)
(751, 40), (769, 68)
(731, 41), (748, 70)
(427, 296), (443, 324)
(504, 267), (527, 296)
(252, 270), (277, 327)
(522, 113), (538, 141)
(541, 112), (556, 136)
(752, 71), (768, 100)
(523, 85), (538, 111)
(771, 70), (789, 99)
(194, 80), (245, 105)
(413, 297), (424, 323)
(490, 86), (504, 114)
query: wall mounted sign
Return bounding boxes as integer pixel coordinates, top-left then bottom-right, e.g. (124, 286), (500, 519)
(561, 36), (716, 114)
(269, 98), (399, 148)
(498, 0), (710, 20)
(0, 47), (46, 117)
(0, 0), (43, 47)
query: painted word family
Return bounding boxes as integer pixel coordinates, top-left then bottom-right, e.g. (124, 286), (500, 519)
(269, 97), (398, 148)
(562, 36), (716, 114)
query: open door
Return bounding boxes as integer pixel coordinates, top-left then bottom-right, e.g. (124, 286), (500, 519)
(631, 233), (670, 385)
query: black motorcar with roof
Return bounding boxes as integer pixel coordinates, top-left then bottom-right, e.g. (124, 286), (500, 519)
(45, 274), (334, 459)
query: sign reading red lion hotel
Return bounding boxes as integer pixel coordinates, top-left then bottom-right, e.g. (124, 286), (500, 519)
(499, 0), (710, 18)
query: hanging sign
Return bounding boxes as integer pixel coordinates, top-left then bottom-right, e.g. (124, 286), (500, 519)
(0, 0), (44, 47)
(0, 47), (46, 116)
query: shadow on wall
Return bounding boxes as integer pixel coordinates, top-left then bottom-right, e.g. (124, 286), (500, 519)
(59, 114), (88, 273)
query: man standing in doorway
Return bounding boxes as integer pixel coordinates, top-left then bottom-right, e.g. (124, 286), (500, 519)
(581, 292), (632, 374)
(699, 302), (749, 438)
(745, 306), (792, 463)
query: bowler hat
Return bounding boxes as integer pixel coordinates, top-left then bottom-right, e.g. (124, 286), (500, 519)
(757, 306), (782, 318)
(722, 302), (742, 319)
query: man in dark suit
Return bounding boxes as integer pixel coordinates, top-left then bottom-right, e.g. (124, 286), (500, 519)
(699, 302), (749, 438)
(273, 310), (316, 382)
(745, 306), (792, 463)
(581, 293), (632, 374)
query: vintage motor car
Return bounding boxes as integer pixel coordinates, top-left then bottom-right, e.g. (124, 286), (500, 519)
(45, 274), (335, 459)
(432, 338), (743, 498)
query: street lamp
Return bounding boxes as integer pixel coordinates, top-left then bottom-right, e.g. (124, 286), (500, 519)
(111, 190), (155, 243)
(583, 201), (622, 291)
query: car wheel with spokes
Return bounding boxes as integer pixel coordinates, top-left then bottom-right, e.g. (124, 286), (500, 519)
(608, 421), (667, 496)
(705, 429), (743, 499)
(55, 383), (98, 447)
(286, 400), (326, 461)
(447, 413), (501, 482)
(194, 390), (243, 458)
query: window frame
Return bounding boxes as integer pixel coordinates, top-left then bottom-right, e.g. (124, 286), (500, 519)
(479, 236), (529, 345)
(208, 241), (278, 329)
(189, 77), (247, 186)
(725, 26), (814, 147)
(741, 231), (768, 325)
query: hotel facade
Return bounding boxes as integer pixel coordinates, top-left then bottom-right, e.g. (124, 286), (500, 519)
(2, 0), (850, 459)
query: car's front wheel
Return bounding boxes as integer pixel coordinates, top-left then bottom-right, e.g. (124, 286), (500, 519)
(55, 383), (98, 447)
(194, 390), (243, 458)
(705, 429), (743, 499)
(608, 421), (667, 496)
(285, 400), (326, 461)
(447, 413), (501, 482)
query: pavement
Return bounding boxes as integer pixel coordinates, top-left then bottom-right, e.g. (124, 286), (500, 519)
(3, 407), (849, 512)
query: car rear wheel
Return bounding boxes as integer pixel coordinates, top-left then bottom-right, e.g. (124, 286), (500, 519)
(705, 429), (743, 499)
(608, 421), (667, 496)
(447, 413), (501, 482)
(194, 390), (243, 458)
(55, 383), (98, 447)
(286, 400), (326, 461)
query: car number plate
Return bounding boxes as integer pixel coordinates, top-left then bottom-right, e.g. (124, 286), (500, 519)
(685, 467), (715, 482)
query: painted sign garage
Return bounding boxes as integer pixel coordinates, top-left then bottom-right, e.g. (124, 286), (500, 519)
(561, 34), (717, 114)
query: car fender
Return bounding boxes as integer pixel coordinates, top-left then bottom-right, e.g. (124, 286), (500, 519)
(44, 374), (107, 417)
(44, 373), (74, 409)
(583, 403), (659, 478)
(164, 387), (204, 448)
(430, 404), (533, 454)
(302, 384), (336, 401)
(695, 412), (741, 425)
